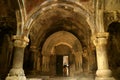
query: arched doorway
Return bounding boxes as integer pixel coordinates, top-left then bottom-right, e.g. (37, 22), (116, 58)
(53, 44), (72, 76)
(41, 31), (83, 77)
(25, 1), (95, 78)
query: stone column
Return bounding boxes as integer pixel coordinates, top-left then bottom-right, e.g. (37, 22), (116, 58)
(6, 35), (29, 80)
(42, 56), (50, 72)
(74, 51), (83, 72)
(93, 32), (115, 80)
(30, 46), (41, 74)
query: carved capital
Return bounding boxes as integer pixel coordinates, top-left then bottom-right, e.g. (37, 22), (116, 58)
(92, 32), (109, 46)
(13, 35), (29, 48)
(30, 46), (39, 53)
(96, 32), (109, 38)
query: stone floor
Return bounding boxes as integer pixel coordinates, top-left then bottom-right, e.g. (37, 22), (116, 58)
(27, 77), (94, 80)
(27, 73), (95, 80)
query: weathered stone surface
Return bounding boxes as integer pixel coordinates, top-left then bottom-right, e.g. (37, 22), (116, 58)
(0, 0), (120, 80)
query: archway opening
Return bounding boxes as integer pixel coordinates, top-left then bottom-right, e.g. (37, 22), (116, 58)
(107, 22), (120, 79)
(54, 44), (72, 76)
(56, 55), (63, 76)
(27, 1), (94, 77)
(41, 31), (84, 77)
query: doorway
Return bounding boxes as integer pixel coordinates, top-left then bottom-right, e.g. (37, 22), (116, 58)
(56, 55), (63, 76)
(63, 56), (69, 76)
(56, 55), (69, 76)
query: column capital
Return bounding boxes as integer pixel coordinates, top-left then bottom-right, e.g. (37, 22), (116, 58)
(96, 32), (109, 38)
(30, 46), (39, 53)
(13, 35), (29, 48)
(92, 32), (109, 40)
(92, 32), (109, 46)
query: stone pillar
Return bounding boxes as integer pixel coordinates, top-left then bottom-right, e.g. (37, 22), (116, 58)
(88, 46), (97, 73)
(93, 32), (115, 80)
(82, 49), (89, 72)
(42, 56), (50, 72)
(6, 35), (29, 80)
(74, 51), (83, 72)
(30, 46), (41, 73)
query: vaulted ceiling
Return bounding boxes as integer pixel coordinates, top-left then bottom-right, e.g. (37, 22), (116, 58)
(0, 0), (94, 30)
(24, 0), (94, 17)
(0, 0), (95, 51)
(27, 0), (94, 52)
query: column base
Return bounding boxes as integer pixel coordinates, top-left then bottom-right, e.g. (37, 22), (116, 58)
(5, 68), (26, 80)
(96, 69), (112, 77)
(95, 69), (115, 80)
(95, 77), (115, 80)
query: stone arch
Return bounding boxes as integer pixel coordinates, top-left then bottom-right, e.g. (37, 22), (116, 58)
(42, 31), (83, 56)
(107, 22), (120, 33)
(24, 0), (94, 37)
(41, 31), (84, 75)
(104, 15), (120, 32)
(53, 43), (74, 76)
(26, 1), (93, 55)
(15, 0), (26, 35)
(24, 0), (94, 76)
(55, 42), (72, 48)
(51, 42), (73, 55)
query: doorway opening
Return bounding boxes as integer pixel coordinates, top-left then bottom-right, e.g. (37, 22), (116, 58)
(56, 55), (69, 76)
(63, 56), (69, 76)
